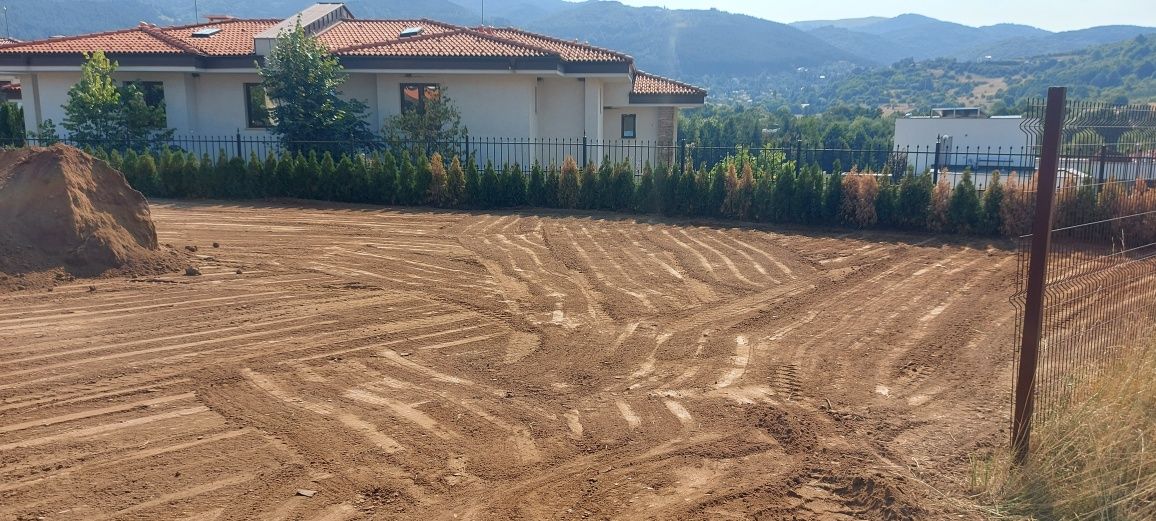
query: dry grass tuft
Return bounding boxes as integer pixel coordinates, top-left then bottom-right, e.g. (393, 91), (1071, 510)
(975, 337), (1156, 520)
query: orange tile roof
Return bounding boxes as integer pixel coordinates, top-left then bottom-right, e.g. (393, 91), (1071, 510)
(0, 25), (186, 54)
(632, 71), (706, 96)
(160, 19), (281, 56)
(337, 29), (552, 58)
(483, 28), (629, 63)
(317, 19), (459, 50)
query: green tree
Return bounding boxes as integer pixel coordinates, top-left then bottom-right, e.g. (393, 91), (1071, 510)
(62, 51), (171, 146)
(447, 155), (466, 206)
(527, 161), (546, 207)
(258, 21), (372, 154)
(981, 172), (1005, 236)
(579, 162), (598, 210)
(383, 89), (466, 153)
(948, 171), (982, 234)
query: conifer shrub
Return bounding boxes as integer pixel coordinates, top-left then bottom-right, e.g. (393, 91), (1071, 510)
(980, 172), (1005, 236)
(948, 171), (982, 234)
(1000, 172), (1036, 237)
(527, 160), (546, 207)
(839, 169), (879, 228)
(928, 176), (953, 232)
(896, 172), (934, 230)
(428, 152), (450, 207)
(579, 162), (598, 210)
(557, 156), (581, 209)
(447, 155), (466, 207)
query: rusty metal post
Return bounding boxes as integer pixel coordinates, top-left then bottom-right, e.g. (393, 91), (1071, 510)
(1013, 86), (1066, 464)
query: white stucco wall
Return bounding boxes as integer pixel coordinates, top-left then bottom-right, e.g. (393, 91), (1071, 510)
(371, 72), (537, 138)
(535, 77), (584, 139)
(894, 116), (1035, 173)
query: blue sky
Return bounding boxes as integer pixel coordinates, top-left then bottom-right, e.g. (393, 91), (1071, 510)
(604, 0), (1156, 31)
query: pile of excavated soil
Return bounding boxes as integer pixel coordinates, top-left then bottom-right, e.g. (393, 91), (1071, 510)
(0, 144), (182, 283)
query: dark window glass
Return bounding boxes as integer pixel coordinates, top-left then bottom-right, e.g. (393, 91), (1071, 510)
(400, 83), (440, 113)
(622, 114), (637, 139)
(245, 83), (272, 129)
(123, 80), (165, 108)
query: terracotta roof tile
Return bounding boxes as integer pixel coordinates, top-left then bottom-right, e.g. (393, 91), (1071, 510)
(317, 19), (459, 50)
(336, 29), (551, 58)
(0, 26), (185, 54)
(160, 19), (281, 56)
(632, 71), (706, 96)
(483, 28), (630, 63)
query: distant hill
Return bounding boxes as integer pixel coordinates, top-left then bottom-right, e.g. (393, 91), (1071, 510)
(523, 2), (864, 77)
(795, 13), (1155, 64)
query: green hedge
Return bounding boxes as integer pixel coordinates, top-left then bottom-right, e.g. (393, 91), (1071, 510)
(85, 146), (1152, 238)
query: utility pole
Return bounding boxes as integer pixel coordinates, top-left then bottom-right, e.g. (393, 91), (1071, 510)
(480, 0), (484, 26)
(3, 7), (10, 39)
(194, 0), (199, 23)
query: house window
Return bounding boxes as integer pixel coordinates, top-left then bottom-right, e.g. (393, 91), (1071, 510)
(244, 83), (272, 129)
(123, 80), (165, 108)
(622, 114), (637, 139)
(401, 83), (440, 113)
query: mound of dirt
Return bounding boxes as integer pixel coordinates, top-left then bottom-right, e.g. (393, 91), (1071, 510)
(0, 144), (181, 279)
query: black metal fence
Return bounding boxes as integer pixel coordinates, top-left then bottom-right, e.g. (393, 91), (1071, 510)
(1011, 89), (1156, 461)
(10, 133), (1156, 192)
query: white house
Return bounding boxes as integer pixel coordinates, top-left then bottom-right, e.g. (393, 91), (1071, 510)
(894, 108), (1035, 175)
(0, 3), (705, 164)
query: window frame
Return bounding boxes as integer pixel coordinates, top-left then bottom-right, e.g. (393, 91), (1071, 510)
(400, 83), (441, 114)
(621, 113), (637, 139)
(244, 83), (272, 129)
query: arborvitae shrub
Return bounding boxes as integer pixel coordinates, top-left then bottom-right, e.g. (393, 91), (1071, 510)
(199, 153), (215, 198)
(635, 162), (656, 214)
(752, 170), (775, 222)
(414, 154), (433, 205)
(948, 171), (982, 234)
(263, 151), (279, 197)
(333, 154), (355, 202)
(543, 164), (560, 208)
(351, 156), (371, 203)
(274, 153), (294, 198)
(1098, 179), (1127, 240)
(122, 149), (140, 188)
(770, 169), (795, 223)
(246, 152), (264, 198)
(579, 162), (598, 210)
(480, 161), (501, 208)
(160, 149), (184, 197)
(503, 163), (527, 207)
(656, 165), (675, 215)
(136, 152), (160, 196)
(1000, 173), (1035, 237)
(557, 156), (581, 209)
(379, 151), (399, 204)
(897, 172), (934, 230)
(397, 152), (416, 205)
(428, 152), (450, 207)
(611, 161), (635, 212)
(301, 151), (320, 199)
(527, 161), (546, 207)
(980, 172), (1005, 236)
(709, 163), (727, 217)
(875, 180), (900, 228)
(1054, 178), (1099, 230)
(181, 153), (199, 198)
(928, 176), (953, 232)
(317, 152), (337, 200)
(595, 158), (614, 210)
(721, 162), (741, 219)
(447, 155), (465, 206)
(823, 169), (844, 225)
(736, 161), (755, 221)
(796, 165), (824, 224)
(464, 159), (481, 206)
(840, 170), (879, 228)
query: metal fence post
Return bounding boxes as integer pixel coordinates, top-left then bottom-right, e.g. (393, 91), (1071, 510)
(795, 139), (803, 177)
(678, 139), (687, 173)
(1097, 144), (1108, 189)
(1013, 86), (1067, 464)
(235, 130), (243, 158)
(581, 133), (588, 168)
(933, 136), (942, 184)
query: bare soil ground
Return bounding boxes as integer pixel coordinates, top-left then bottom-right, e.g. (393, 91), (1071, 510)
(0, 201), (1017, 520)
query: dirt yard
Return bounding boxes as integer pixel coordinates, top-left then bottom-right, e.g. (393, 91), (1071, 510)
(0, 201), (1017, 520)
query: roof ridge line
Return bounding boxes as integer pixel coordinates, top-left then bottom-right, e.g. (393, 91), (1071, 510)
(633, 69), (707, 95)
(0, 25), (153, 51)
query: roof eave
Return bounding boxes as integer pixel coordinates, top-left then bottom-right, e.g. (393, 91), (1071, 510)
(629, 92), (707, 105)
